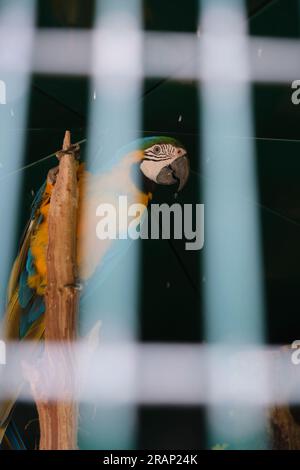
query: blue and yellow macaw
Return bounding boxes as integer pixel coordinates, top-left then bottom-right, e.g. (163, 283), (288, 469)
(0, 135), (189, 449)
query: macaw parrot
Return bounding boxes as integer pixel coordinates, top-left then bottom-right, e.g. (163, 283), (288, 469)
(0, 135), (189, 449)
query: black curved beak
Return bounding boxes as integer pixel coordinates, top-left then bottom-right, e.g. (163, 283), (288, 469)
(156, 155), (190, 192)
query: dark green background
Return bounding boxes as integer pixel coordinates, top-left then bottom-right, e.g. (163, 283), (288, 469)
(2, 0), (300, 450)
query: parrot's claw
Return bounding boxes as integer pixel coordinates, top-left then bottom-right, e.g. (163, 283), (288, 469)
(47, 166), (59, 185)
(64, 281), (83, 291)
(56, 143), (80, 161)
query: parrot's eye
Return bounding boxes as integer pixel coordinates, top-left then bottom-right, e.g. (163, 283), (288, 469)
(153, 145), (161, 155)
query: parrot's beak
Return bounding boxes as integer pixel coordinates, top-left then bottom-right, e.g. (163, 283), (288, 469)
(156, 155), (190, 191)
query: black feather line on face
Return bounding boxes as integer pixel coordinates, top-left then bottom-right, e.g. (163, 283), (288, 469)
(130, 161), (156, 194)
(143, 156), (171, 162)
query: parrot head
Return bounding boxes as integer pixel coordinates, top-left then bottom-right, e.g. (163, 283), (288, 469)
(139, 136), (189, 192)
(114, 136), (189, 193)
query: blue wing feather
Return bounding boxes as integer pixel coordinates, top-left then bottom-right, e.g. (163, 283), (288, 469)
(18, 270), (34, 309)
(4, 420), (26, 450)
(16, 184), (47, 339)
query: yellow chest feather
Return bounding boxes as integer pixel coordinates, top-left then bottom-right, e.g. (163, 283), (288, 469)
(28, 158), (151, 294)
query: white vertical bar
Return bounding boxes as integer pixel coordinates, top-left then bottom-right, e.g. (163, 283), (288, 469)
(199, 0), (267, 449)
(80, 0), (142, 449)
(0, 0), (35, 325)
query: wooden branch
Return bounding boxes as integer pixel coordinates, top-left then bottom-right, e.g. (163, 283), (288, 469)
(270, 405), (300, 449)
(26, 131), (80, 450)
(45, 130), (79, 344)
(268, 347), (300, 449)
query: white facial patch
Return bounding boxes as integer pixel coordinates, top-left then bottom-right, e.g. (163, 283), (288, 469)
(140, 144), (186, 183)
(140, 158), (173, 182)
